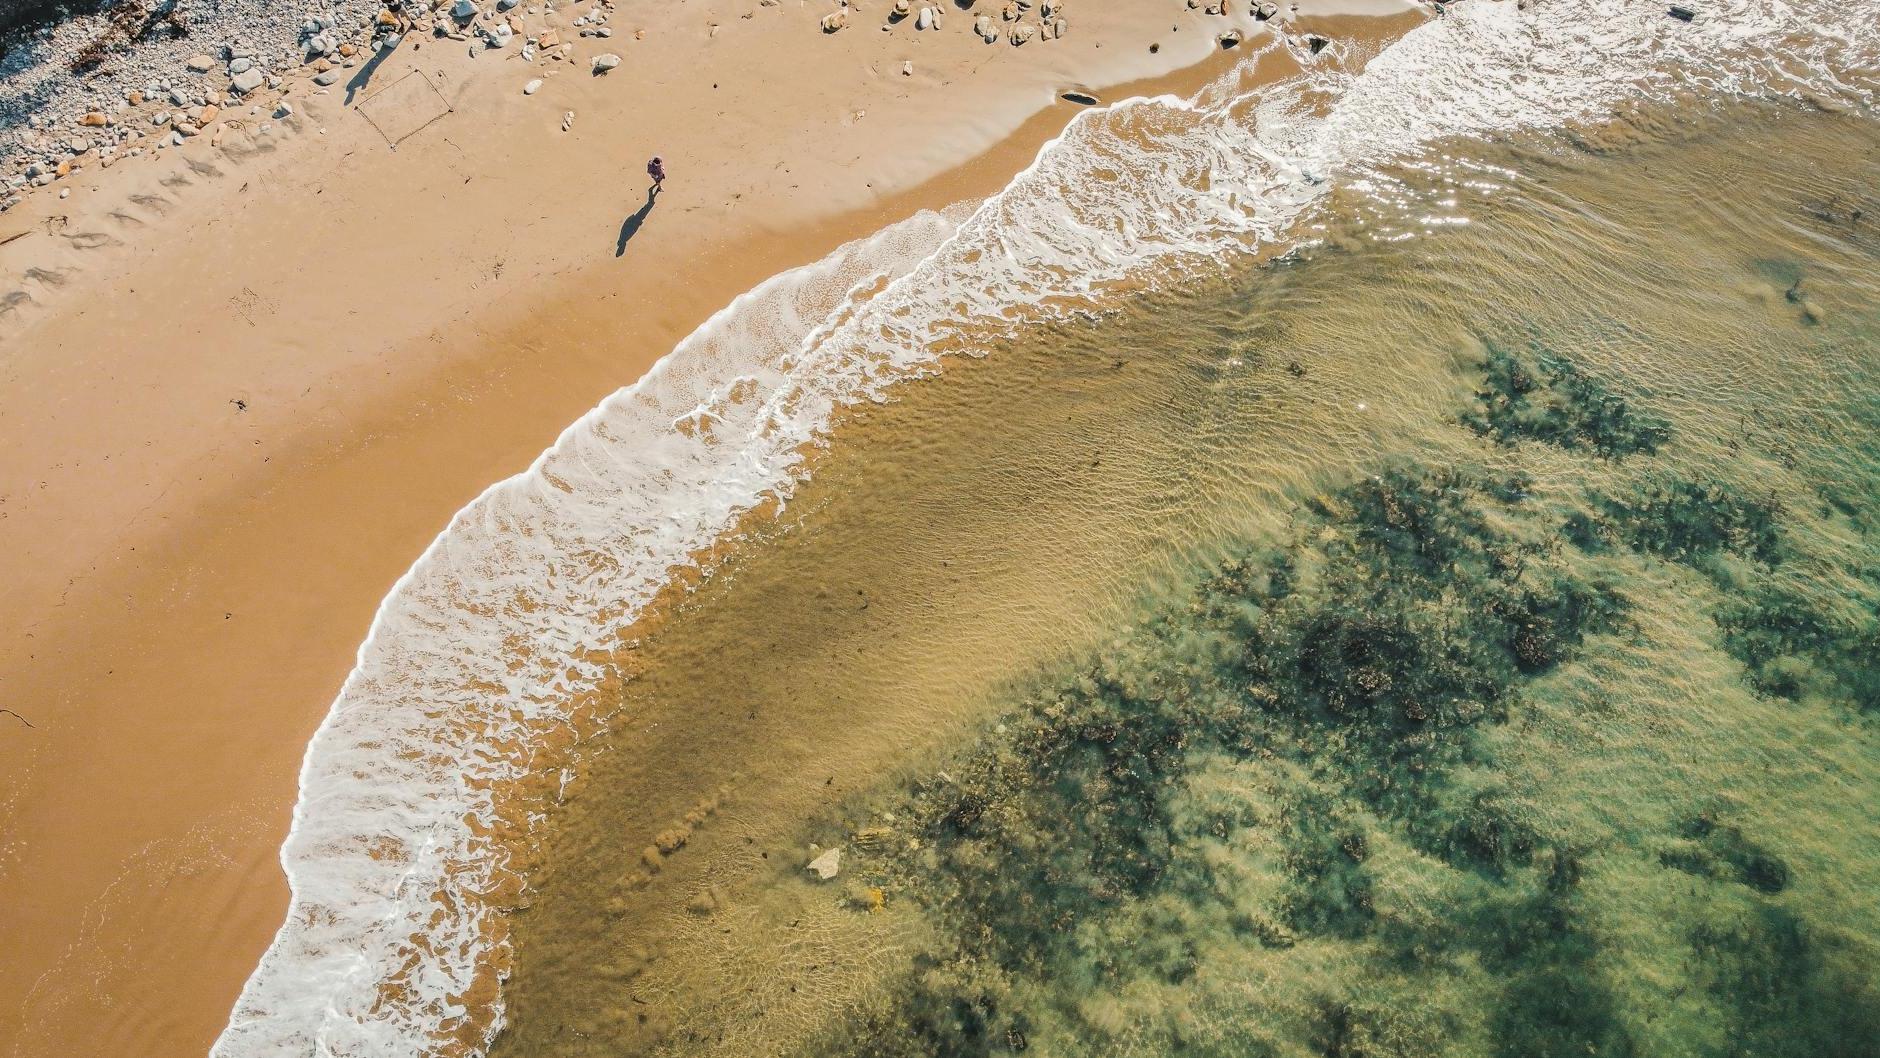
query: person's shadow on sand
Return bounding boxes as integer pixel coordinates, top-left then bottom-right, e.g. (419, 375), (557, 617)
(344, 43), (396, 105)
(616, 185), (660, 258)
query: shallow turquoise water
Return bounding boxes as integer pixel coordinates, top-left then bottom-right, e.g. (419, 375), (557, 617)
(491, 97), (1880, 1058)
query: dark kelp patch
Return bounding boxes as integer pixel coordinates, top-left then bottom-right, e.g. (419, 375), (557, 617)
(1461, 341), (1671, 458)
(790, 346), (1875, 1058)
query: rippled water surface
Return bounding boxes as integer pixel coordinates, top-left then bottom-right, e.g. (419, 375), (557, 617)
(489, 99), (1880, 1057)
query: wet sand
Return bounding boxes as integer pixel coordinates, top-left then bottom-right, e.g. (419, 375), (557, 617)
(0, 2), (1427, 1055)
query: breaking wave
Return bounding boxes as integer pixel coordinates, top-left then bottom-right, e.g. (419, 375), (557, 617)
(215, 1), (1876, 1055)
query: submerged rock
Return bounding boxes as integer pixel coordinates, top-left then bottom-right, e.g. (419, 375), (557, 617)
(807, 846), (842, 880)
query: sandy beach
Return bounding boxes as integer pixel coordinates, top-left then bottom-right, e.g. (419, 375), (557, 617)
(0, 2), (1427, 1055)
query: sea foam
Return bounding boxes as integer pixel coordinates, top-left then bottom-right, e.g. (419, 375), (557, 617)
(216, 2), (1875, 1054)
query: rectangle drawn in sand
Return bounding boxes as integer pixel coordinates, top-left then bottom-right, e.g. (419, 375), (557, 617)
(355, 70), (454, 150)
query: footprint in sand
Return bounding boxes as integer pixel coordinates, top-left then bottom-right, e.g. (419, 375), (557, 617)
(63, 231), (118, 251)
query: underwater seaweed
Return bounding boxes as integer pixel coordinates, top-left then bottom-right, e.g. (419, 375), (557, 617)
(1460, 342), (1671, 459)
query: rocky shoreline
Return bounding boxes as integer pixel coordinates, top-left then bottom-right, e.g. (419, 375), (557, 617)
(0, 0), (1345, 213)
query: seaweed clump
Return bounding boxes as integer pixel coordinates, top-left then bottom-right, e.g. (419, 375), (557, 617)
(801, 345), (1879, 1058)
(1688, 904), (1880, 1058)
(1714, 570), (1880, 713)
(821, 466), (1633, 1056)
(1461, 342), (1671, 458)
(1658, 812), (1792, 894)
(1576, 477), (1785, 567)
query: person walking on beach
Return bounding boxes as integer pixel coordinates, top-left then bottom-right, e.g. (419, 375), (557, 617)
(646, 156), (666, 189)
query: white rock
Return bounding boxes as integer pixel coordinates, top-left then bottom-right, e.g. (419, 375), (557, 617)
(901, 59), (913, 75)
(487, 23), (513, 46)
(523, 78), (543, 94)
(169, 87), (190, 106)
(592, 52), (621, 72)
(806, 847), (842, 881)
(230, 68), (265, 94)
(450, 0), (478, 18)
(274, 103), (294, 118)
(59, 188), (70, 199)
(916, 6), (934, 29)
(185, 54), (216, 73)
(561, 109), (575, 130)
(229, 57), (253, 75)
(974, 14), (995, 40)
(820, 9), (847, 32)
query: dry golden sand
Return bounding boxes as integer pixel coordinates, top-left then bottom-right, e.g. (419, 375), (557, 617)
(0, 2), (1422, 1055)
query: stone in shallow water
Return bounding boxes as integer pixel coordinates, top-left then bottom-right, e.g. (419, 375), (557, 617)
(806, 846), (842, 880)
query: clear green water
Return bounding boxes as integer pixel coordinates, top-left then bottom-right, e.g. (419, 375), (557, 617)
(491, 99), (1880, 1058)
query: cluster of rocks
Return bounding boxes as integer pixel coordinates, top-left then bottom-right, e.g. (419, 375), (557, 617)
(819, 0), (1069, 46)
(0, 2), (392, 180)
(1185, 0), (1300, 49)
(3, 41), (302, 210)
(0, 0), (629, 212)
